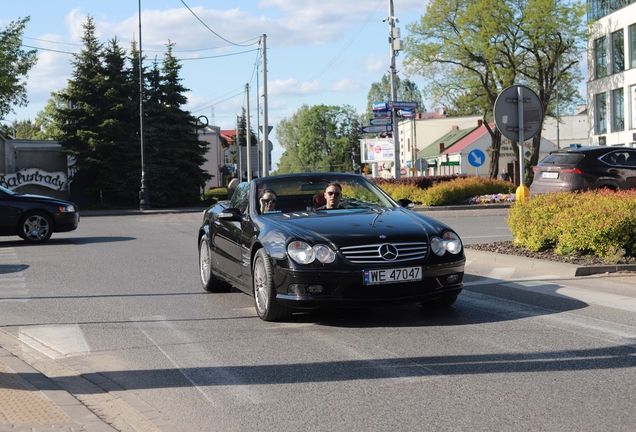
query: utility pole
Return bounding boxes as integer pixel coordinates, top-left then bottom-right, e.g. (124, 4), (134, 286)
(387, 0), (401, 178)
(245, 83), (252, 182)
(236, 114), (242, 182)
(138, 0), (150, 210)
(261, 34), (269, 177)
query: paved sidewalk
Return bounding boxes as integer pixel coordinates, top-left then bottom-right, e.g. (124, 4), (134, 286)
(0, 344), (116, 432)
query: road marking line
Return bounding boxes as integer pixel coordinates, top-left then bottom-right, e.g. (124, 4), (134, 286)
(0, 248), (28, 303)
(133, 316), (263, 407)
(18, 324), (91, 359)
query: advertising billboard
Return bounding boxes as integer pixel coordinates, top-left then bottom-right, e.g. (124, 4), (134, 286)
(360, 138), (395, 163)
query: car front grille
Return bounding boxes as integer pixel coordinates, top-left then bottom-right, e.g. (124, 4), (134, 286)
(339, 242), (428, 264)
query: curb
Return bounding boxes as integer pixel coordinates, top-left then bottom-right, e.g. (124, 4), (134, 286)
(79, 207), (206, 217)
(465, 249), (636, 277)
(414, 203), (513, 212)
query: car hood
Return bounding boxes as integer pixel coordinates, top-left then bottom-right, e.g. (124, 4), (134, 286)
(11, 193), (75, 207)
(266, 208), (448, 247)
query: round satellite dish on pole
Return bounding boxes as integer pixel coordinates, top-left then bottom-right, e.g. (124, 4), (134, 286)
(494, 85), (544, 142)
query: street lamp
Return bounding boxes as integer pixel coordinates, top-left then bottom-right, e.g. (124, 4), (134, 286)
(138, 0), (150, 209)
(556, 46), (560, 149)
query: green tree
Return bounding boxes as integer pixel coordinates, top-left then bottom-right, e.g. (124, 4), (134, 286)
(275, 104), (360, 173)
(365, 75), (425, 122)
(15, 118), (39, 138)
(234, 108), (258, 147)
(97, 37), (140, 205)
(143, 42), (210, 207)
(0, 118), (38, 139)
(0, 17), (37, 120)
(34, 91), (66, 140)
(58, 15), (107, 206)
(403, 0), (585, 181)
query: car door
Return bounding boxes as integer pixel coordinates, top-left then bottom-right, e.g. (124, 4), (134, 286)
(0, 190), (21, 234)
(211, 183), (250, 287)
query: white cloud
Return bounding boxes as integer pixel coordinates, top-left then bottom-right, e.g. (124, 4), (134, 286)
(329, 78), (363, 93)
(268, 78), (323, 96)
(363, 54), (387, 74)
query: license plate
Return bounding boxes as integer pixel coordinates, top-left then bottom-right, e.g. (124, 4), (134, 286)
(542, 172), (559, 179)
(363, 266), (422, 285)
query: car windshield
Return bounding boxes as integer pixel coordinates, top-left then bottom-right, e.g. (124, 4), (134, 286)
(539, 153), (584, 165)
(253, 176), (396, 214)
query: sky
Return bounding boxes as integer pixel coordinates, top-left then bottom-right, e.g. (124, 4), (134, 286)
(2, 0), (433, 169)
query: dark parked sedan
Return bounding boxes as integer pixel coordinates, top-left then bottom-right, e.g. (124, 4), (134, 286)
(0, 186), (79, 243)
(198, 173), (465, 321)
(530, 145), (636, 194)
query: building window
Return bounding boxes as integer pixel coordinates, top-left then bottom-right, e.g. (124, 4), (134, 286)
(630, 24), (636, 69)
(612, 88), (624, 132)
(596, 93), (607, 134)
(612, 30), (624, 73)
(595, 37), (607, 78)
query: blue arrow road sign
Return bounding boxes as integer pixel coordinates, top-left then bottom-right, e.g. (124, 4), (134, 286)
(369, 118), (392, 126)
(468, 149), (485, 167)
(362, 125), (393, 134)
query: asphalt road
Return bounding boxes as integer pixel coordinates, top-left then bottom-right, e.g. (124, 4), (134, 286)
(0, 210), (634, 431)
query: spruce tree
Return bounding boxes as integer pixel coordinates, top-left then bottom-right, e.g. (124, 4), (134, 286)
(144, 42), (210, 207)
(98, 37), (139, 206)
(58, 16), (105, 206)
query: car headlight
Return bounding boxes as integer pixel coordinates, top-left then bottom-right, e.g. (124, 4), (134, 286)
(313, 244), (336, 263)
(288, 241), (315, 264)
(287, 241), (336, 264)
(59, 205), (76, 213)
(430, 232), (462, 256)
(443, 231), (462, 254)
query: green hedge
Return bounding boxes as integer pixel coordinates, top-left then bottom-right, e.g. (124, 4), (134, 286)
(376, 176), (515, 206)
(201, 187), (228, 206)
(507, 190), (636, 258)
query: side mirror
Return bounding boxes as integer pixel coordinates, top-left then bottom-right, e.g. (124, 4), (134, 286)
(217, 208), (243, 221)
(397, 198), (415, 209)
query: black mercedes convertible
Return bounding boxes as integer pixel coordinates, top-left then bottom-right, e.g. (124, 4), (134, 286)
(198, 173), (465, 321)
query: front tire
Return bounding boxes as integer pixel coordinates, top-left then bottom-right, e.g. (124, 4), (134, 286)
(199, 235), (231, 292)
(253, 249), (291, 321)
(19, 212), (53, 243)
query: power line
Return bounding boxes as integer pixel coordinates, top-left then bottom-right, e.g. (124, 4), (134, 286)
(21, 44), (75, 55)
(277, 0), (384, 98)
(177, 48), (259, 61)
(179, 0), (260, 47)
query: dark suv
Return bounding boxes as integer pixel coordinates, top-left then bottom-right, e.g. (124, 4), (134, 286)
(530, 145), (636, 194)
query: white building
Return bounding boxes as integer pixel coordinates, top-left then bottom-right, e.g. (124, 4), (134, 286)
(587, 0), (636, 147)
(541, 107), (589, 149)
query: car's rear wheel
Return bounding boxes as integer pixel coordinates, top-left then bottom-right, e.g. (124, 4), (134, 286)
(253, 249), (291, 321)
(199, 235), (231, 292)
(18, 211), (53, 243)
(421, 294), (458, 308)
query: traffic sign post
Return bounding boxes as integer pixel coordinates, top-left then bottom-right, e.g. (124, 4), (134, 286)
(414, 158), (428, 172)
(494, 85), (543, 200)
(468, 149), (485, 177)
